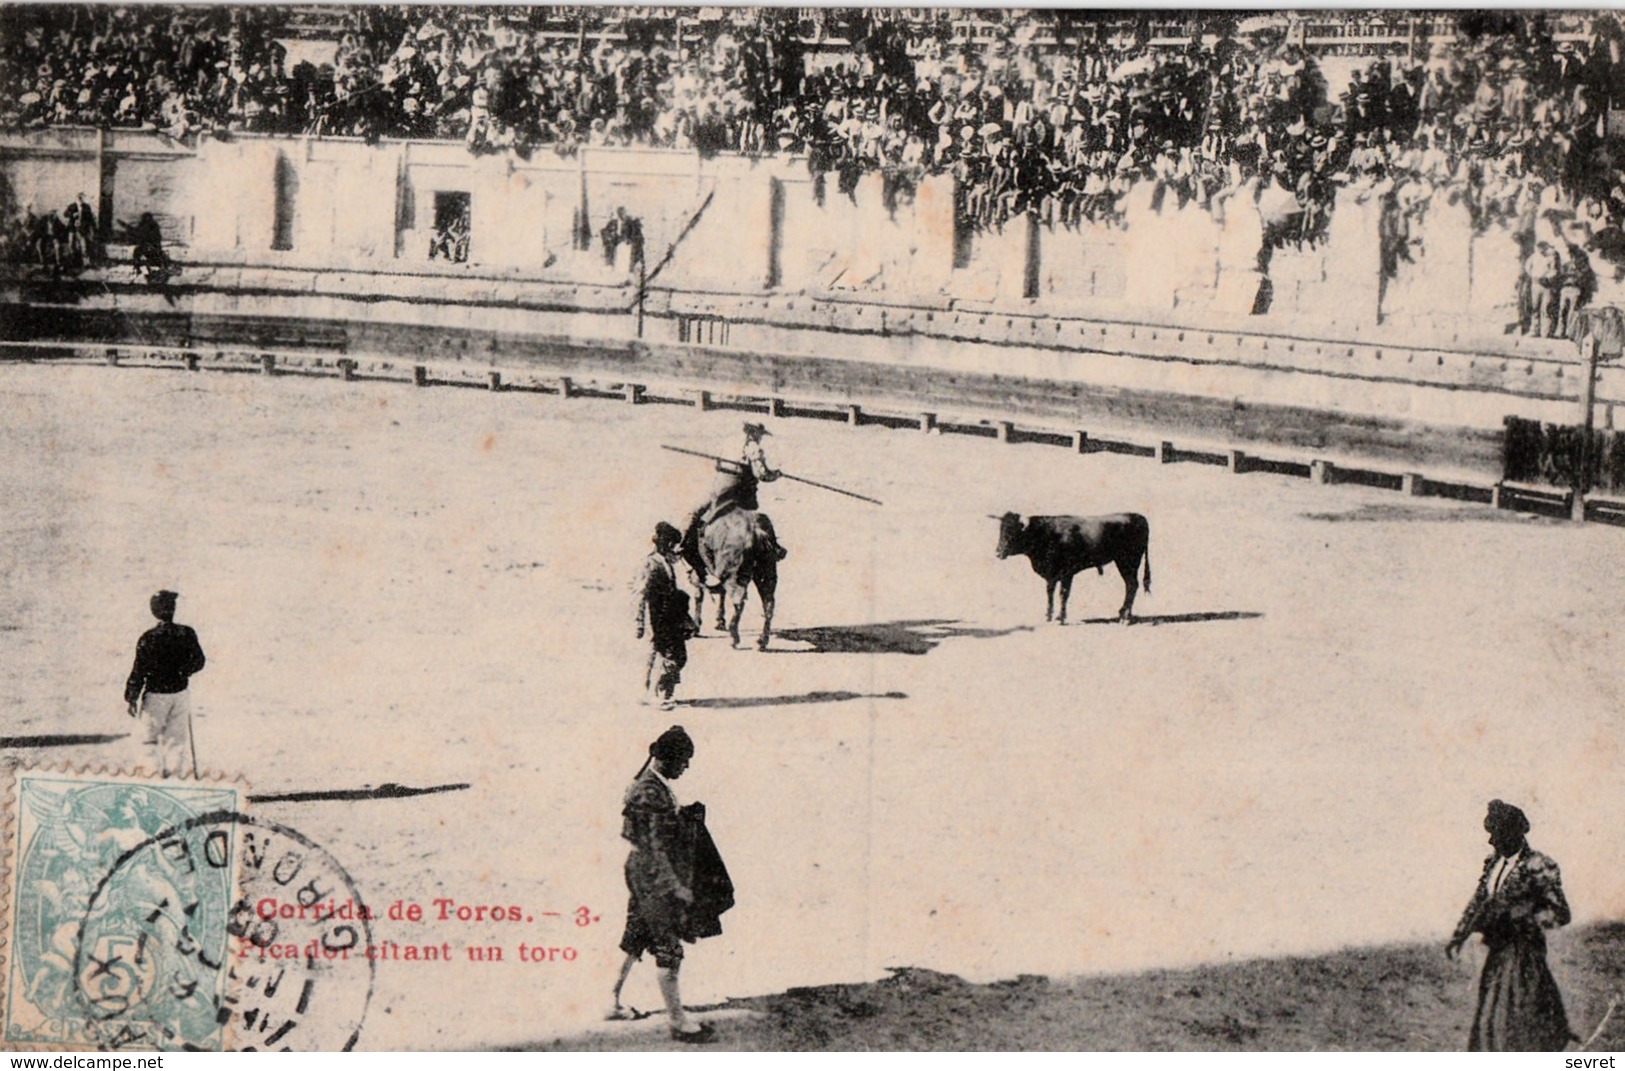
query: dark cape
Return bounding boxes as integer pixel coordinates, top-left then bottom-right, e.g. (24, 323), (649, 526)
(677, 801), (734, 941)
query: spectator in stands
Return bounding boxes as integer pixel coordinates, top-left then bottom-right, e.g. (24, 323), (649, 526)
(1557, 233), (1597, 337)
(428, 211), (469, 264)
(17, 206), (48, 268)
(75, 193), (99, 265)
(63, 200), (85, 269)
(619, 207), (645, 273)
(1525, 240), (1562, 337)
(129, 212), (168, 276)
(600, 209), (622, 267)
(43, 210), (69, 272)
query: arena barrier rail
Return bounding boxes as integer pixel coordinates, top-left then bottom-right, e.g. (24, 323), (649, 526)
(5, 338), (1620, 528)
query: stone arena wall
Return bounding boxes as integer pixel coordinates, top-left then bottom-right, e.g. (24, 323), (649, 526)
(7, 129), (1615, 337)
(4, 129), (1621, 486)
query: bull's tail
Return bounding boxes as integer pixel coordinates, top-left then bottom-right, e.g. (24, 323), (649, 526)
(1141, 532), (1152, 596)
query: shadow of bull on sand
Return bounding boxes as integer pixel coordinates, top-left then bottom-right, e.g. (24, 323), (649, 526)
(771, 620), (1034, 656)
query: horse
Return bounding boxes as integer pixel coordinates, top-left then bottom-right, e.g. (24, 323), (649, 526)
(688, 510), (778, 650)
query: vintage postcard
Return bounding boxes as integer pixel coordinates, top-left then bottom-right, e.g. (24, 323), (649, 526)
(2, 5), (1624, 1053)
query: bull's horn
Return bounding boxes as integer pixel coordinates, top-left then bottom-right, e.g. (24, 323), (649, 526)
(985, 514), (1005, 521)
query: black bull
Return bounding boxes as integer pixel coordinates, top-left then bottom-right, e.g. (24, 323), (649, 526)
(995, 512), (1151, 624)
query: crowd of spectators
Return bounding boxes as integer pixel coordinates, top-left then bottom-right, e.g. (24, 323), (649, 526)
(0, 7), (294, 139)
(335, 10), (792, 156)
(0, 192), (174, 279)
(4, 7), (1625, 316)
(1, 194), (100, 273)
(0, 6), (791, 154)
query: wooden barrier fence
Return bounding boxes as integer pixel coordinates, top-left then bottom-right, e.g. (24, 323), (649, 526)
(1504, 416), (1625, 497)
(7, 340), (1623, 527)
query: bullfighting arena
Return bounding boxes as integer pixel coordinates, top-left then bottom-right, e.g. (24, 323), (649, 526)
(2, 360), (1623, 1050)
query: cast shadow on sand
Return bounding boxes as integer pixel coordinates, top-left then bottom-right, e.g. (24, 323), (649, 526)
(772, 620), (1033, 656)
(0, 733), (130, 749)
(679, 690), (908, 710)
(248, 782), (471, 804)
(1302, 503), (1560, 524)
(1072, 611), (1263, 627)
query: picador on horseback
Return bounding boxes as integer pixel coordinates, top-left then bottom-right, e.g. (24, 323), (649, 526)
(664, 421), (876, 650)
(682, 422), (788, 587)
(672, 422), (788, 650)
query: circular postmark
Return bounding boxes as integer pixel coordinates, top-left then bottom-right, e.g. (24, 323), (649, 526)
(75, 811), (374, 1051)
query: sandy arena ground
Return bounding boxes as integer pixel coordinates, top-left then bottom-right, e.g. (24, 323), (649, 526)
(2, 361), (1622, 1050)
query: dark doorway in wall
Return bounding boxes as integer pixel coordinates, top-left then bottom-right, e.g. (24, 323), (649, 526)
(98, 160), (116, 244)
(767, 177), (785, 289)
(272, 152), (298, 251)
(1023, 212), (1041, 300)
(952, 197), (974, 269)
(430, 191), (471, 262)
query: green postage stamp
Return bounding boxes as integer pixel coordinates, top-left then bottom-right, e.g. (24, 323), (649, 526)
(1, 765), (246, 1051)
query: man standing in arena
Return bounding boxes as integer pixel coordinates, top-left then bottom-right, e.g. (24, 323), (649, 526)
(633, 523), (694, 710)
(124, 589), (206, 777)
(610, 725), (717, 1042)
